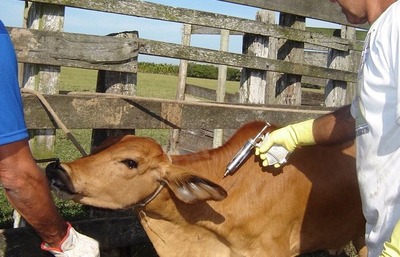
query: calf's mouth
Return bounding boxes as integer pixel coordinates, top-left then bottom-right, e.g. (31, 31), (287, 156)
(45, 161), (77, 200)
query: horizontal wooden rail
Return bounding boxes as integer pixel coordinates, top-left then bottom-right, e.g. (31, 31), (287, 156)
(138, 38), (357, 82)
(185, 84), (325, 106)
(218, 0), (370, 30)
(22, 93), (335, 130)
(8, 27), (357, 83)
(26, 0), (358, 51)
(190, 25), (364, 52)
(8, 27), (138, 73)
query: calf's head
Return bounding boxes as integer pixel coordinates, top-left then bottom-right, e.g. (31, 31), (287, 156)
(46, 135), (227, 209)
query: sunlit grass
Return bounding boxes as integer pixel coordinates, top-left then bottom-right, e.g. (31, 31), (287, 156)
(59, 67), (239, 97)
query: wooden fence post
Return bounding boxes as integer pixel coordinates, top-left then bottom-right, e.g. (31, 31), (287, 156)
(213, 29), (230, 148)
(91, 31), (138, 149)
(325, 26), (357, 107)
(273, 12), (305, 106)
(90, 31), (139, 257)
(167, 24), (192, 154)
(240, 10), (275, 104)
(22, 2), (64, 158)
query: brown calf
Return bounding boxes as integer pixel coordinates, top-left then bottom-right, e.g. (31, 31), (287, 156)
(46, 121), (366, 257)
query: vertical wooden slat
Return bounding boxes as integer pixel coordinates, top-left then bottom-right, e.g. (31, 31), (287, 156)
(167, 24), (192, 154)
(239, 10), (275, 104)
(91, 31), (138, 149)
(274, 13), (305, 106)
(213, 29), (230, 148)
(325, 26), (357, 107)
(22, 3), (65, 159)
(265, 11), (280, 105)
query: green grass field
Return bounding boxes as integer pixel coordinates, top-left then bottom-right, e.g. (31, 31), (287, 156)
(59, 67), (240, 97)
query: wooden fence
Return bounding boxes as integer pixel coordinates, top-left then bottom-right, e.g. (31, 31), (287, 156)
(2, 0), (367, 256)
(11, 0), (366, 130)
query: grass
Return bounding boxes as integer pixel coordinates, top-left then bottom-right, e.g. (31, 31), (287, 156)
(59, 67), (240, 98)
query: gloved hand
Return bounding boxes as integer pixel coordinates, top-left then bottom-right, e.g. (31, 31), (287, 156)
(381, 219), (400, 257)
(41, 223), (100, 257)
(255, 119), (315, 167)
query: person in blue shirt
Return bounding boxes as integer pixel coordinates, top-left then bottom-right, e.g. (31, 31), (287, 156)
(0, 20), (99, 256)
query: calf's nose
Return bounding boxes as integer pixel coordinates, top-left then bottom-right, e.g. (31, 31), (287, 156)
(45, 160), (62, 180)
(45, 159), (70, 188)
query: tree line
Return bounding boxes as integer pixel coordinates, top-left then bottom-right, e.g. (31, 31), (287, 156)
(138, 62), (241, 81)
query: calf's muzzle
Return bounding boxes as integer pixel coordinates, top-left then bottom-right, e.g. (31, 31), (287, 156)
(45, 161), (76, 197)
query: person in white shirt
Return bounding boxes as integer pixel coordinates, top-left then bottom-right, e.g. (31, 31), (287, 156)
(255, 0), (400, 256)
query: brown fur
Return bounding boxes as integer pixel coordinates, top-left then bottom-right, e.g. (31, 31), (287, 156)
(46, 121), (366, 257)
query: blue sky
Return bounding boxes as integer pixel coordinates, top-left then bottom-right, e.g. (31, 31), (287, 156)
(0, 0), (338, 63)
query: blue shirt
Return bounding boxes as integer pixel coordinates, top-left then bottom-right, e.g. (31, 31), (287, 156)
(0, 20), (28, 145)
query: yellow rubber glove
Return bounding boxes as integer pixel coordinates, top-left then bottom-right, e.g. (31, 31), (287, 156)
(381, 220), (400, 257)
(255, 119), (315, 167)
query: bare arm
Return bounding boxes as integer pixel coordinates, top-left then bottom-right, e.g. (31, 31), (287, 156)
(0, 139), (67, 246)
(313, 104), (355, 145)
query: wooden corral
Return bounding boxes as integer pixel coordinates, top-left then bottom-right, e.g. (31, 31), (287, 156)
(2, 0), (368, 256)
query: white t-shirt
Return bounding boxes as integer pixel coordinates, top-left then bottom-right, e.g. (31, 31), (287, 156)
(351, 1), (400, 256)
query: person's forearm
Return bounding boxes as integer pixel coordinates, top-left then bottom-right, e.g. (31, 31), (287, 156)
(4, 166), (67, 245)
(0, 140), (67, 246)
(313, 105), (355, 145)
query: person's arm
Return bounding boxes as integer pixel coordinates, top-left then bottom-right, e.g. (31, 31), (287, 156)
(313, 104), (355, 144)
(0, 18), (98, 256)
(0, 140), (100, 256)
(0, 140), (67, 245)
(256, 105), (355, 166)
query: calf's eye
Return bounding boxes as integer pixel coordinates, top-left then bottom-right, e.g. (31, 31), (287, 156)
(121, 159), (138, 169)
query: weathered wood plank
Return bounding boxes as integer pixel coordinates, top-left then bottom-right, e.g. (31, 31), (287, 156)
(191, 25), (364, 52)
(138, 38), (357, 83)
(191, 25), (242, 35)
(325, 27), (358, 107)
(272, 13), (305, 105)
(9, 27), (138, 73)
(28, 0), (357, 51)
(21, 2), (65, 157)
(92, 31), (138, 149)
(185, 83), (323, 107)
(218, 0), (370, 30)
(185, 84), (238, 103)
(190, 28), (350, 68)
(0, 217), (148, 257)
(22, 93), (334, 130)
(8, 26), (356, 82)
(304, 51), (327, 67)
(302, 76), (327, 88)
(8, 26), (355, 83)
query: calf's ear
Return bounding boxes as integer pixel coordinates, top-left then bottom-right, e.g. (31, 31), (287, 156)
(164, 168), (227, 204)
